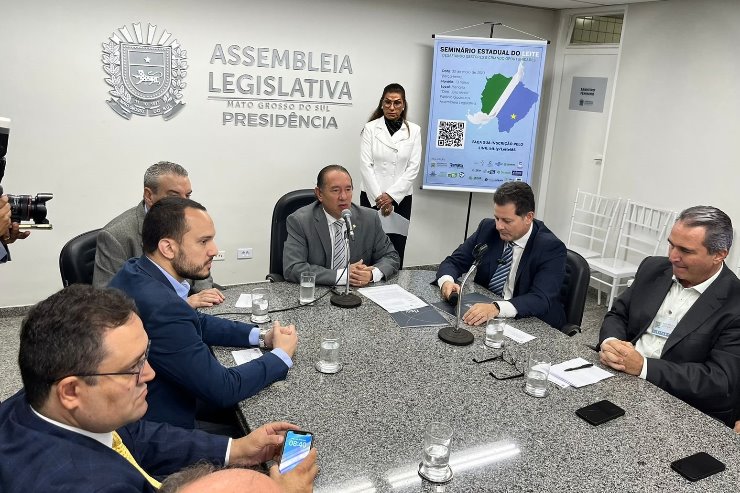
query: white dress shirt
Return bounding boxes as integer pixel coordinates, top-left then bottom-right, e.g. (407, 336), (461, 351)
(323, 208), (382, 284)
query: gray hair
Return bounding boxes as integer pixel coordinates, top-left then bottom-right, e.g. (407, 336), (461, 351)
(159, 462), (217, 493)
(677, 205), (733, 254)
(143, 161), (188, 192)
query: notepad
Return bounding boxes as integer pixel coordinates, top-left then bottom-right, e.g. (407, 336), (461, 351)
(550, 357), (614, 388)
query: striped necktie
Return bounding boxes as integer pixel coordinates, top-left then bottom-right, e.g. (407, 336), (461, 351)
(489, 242), (513, 296)
(112, 431), (162, 489)
(331, 220), (347, 270)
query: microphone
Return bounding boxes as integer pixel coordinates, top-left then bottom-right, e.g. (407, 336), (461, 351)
(341, 209), (355, 241)
(472, 243), (489, 267)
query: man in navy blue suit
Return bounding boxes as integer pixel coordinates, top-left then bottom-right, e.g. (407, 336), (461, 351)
(0, 285), (317, 493)
(436, 181), (567, 330)
(109, 197), (299, 431)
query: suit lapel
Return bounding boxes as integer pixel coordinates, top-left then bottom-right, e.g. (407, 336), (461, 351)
(312, 204), (332, 265)
(513, 221), (539, 290)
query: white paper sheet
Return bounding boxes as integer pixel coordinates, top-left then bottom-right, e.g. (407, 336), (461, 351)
(377, 209), (410, 236)
(235, 293), (252, 308)
(503, 325), (536, 344)
(357, 284), (427, 313)
(550, 357), (614, 388)
(232, 348), (263, 365)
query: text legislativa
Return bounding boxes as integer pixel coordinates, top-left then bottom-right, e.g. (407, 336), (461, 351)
(209, 73), (352, 100)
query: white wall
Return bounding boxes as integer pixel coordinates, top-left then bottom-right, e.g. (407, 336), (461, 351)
(0, 0), (558, 306)
(600, 0), (740, 265)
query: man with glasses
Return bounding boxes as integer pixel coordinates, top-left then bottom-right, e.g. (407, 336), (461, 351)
(109, 197), (298, 432)
(0, 285), (317, 493)
(283, 164), (400, 286)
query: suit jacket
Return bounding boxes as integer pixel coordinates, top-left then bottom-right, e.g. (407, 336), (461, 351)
(109, 256), (289, 429)
(0, 390), (228, 493)
(599, 257), (740, 426)
(283, 202), (400, 286)
(359, 117), (422, 202)
(436, 219), (567, 329)
(93, 201), (212, 291)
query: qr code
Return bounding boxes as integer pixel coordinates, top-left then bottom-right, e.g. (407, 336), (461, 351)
(436, 120), (466, 149)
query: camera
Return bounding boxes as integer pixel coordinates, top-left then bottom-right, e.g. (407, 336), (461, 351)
(0, 117), (54, 228)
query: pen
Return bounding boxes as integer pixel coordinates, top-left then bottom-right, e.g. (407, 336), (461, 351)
(564, 363), (593, 372)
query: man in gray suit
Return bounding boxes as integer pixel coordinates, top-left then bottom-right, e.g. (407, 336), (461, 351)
(93, 161), (223, 308)
(283, 165), (399, 287)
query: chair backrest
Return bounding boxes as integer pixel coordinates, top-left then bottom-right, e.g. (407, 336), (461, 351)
(567, 189), (622, 258)
(59, 228), (101, 287)
(560, 249), (591, 328)
(268, 189), (317, 278)
(614, 200), (676, 261)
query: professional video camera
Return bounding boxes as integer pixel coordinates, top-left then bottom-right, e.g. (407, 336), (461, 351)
(0, 117), (53, 229)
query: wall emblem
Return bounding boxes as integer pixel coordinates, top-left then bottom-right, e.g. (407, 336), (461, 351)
(102, 23), (187, 120)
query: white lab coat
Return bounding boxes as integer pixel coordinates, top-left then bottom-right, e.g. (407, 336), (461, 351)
(359, 116), (422, 203)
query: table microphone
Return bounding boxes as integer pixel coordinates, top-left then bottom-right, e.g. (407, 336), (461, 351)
(341, 209), (355, 241)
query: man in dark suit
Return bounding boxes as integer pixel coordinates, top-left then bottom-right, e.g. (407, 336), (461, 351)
(109, 197), (298, 431)
(0, 285), (317, 493)
(93, 160), (223, 308)
(283, 164), (400, 286)
(436, 181), (567, 330)
(599, 206), (740, 427)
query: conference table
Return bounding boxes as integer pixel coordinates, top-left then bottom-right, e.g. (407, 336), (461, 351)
(209, 270), (740, 492)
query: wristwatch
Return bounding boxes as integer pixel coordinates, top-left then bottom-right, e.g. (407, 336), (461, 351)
(258, 328), (270, 349)
(492, 301), (501, 312)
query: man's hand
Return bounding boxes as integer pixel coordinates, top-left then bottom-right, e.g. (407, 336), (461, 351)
(271, 322), (298, 359)
(0, 196), (11, 240)
(599, 339), (644, 375)
(187, 288), (225, 308)
(269, 448), (318, 493)
(5, 222), (30, 244)
(349, 259), (373, 287)
(229, 421), (301, 466)
(734, 421), (740, 434)
(440, 281), (460, 302)
(462, 302), (499, 326)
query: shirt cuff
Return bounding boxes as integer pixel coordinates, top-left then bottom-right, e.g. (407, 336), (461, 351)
(638, 358), (647, 380)
(437, 275), (455, 289)
(270, 348), (294, 369)
(336, 268), (347, 286)
(248, 327), (260, 346)
(372, 267), (383, 283)
(496, 301), (518, 318)
(225, 438), (232, 465)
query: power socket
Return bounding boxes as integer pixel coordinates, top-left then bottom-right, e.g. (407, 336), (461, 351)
(213, 250), (226, 261)
(237, 247), (253, 259)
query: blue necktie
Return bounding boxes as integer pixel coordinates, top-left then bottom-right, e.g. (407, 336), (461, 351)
(489, 242), (513, 296)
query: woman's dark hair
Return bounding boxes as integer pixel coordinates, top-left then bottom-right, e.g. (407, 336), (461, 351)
(368, 83), (408, 125)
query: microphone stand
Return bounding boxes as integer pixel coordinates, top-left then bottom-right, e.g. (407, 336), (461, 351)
(437, 264), (476, 346)
(330, 227), (362, 308)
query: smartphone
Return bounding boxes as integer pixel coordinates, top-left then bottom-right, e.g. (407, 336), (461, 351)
(671, 452), (725, 481)
(575, 399), (625, 426)
(278, 430), (314, 473)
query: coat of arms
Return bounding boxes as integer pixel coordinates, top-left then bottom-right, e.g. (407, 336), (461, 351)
(102, 23), (187, 120)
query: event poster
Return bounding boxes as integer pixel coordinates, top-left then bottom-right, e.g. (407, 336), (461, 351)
(423, 36), (547, 193)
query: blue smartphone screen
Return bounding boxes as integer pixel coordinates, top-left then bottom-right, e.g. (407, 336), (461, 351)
(279, 430), (313, 473)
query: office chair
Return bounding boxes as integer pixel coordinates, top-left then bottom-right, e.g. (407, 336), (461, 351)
(266, 189), (317, 282)
(59, 228), (101, 287)
(560, 249), (591, 337)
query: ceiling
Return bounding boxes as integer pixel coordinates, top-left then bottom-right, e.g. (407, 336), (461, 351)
(471, 0), (661, 10)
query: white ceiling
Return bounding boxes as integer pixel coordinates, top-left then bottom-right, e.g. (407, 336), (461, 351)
(471, 0), (661, 10)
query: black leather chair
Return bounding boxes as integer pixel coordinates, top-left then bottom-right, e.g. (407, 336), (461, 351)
(266, 189), (317, 282)
(560, 249), (591, 336)
(59, 228), (101, 287)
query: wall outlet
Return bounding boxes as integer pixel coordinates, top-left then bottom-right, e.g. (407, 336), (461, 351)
(213, 250), (226, 261)
(237, 247), (253, 259)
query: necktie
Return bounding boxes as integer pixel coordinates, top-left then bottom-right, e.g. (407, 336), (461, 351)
(489, 242), (513, 296)
(332, 220), (347, 270)
(111, 431), (162, 489)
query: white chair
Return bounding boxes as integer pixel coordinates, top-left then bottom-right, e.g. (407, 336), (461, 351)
(566, 190), (622, 260)
(588, 200), (676, 309)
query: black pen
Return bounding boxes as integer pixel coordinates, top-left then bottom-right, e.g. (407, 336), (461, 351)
(564, 363), (593, 372)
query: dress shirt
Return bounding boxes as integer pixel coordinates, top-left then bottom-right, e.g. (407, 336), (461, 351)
(606, 265), (723, 379)
(323, 208), (382, 284)
(147, 257), (292, 368)
(438, 223), (533, 319)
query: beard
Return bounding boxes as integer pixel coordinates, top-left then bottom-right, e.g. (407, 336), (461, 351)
(172, 250), (210, 280)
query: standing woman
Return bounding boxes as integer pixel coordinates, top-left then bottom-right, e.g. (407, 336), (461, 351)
(360, 83), (422, 268)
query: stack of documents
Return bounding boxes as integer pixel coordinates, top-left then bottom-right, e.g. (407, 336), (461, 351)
(357, 285), (449, 328)
(549, 357), (614, 388)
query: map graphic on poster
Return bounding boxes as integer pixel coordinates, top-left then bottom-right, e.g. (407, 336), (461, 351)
(423, 36), (547, 193)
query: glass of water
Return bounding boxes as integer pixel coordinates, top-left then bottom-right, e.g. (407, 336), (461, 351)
(524, 352), (551, 398)
(251, 287), (270, 324)
(485, 317), (506, 348)
(300, 272), (316, 305)
(419, 421), (453, 483)
(315, 330), (342, 374)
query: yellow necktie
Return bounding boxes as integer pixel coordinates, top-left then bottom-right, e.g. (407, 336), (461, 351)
(111, 431), (162, 490)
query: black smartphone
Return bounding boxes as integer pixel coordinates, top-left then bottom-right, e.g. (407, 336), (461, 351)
(575, 399), (625, 426)
(278, 430), (314, 473)
(671, 452), (725, 481)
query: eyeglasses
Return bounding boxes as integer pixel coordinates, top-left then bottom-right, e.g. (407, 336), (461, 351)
(473, 349), (525, 380)
(382, 99), (404, 108)
(51, 341), (151, 385)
